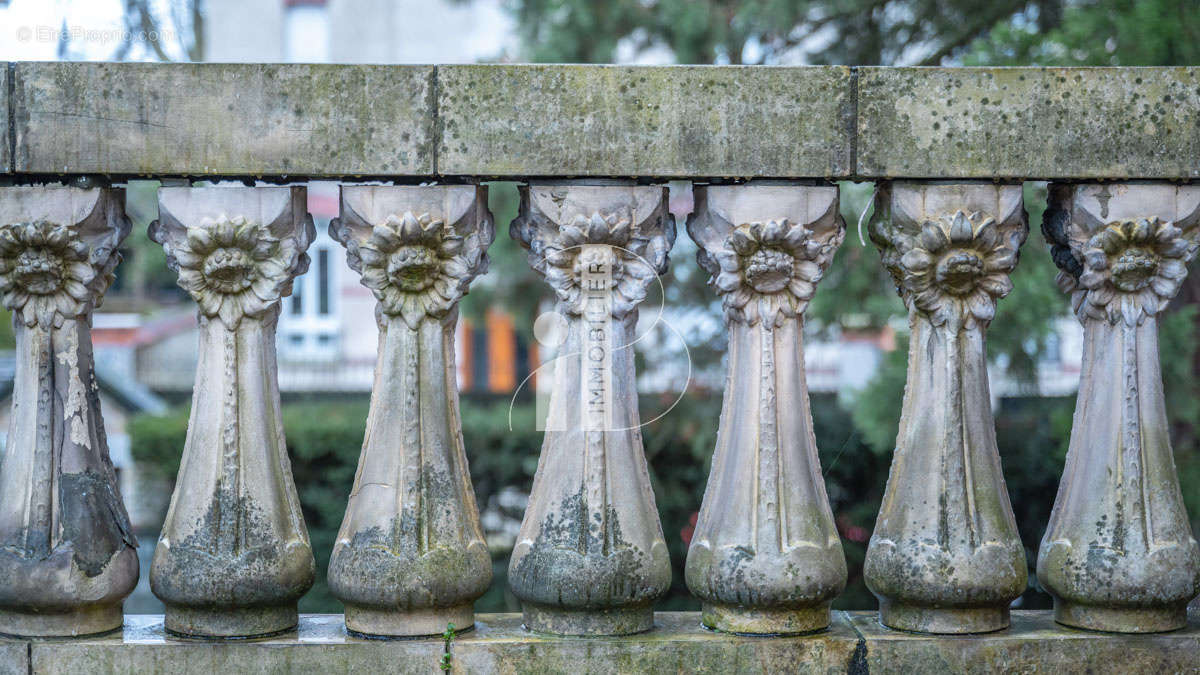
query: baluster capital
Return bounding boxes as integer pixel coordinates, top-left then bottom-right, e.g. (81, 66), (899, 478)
(150, 187), (314, 328)
(1044, 183), (1200, 326)
(870, 182), (1026, 330)
(511, 183), (674, 319)
(688, 182), (843, 327)
(0, 187), (129, 329)
(330, 184), (492, 328)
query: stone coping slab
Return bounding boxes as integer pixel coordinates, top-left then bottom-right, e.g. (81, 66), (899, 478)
(4, 63), (1200, 179)
(437, 64), (854, 179)
(10, 62), (436, 177)
(857, 67), (1200, 180)
(3, 610), (1196, 674)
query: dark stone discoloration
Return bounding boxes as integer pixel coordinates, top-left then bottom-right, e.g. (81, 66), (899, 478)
(58, 470), (135, 578)
(511, 492), (668, 611)
(327, 521), (491, 610)
(150, 489), (315, 610)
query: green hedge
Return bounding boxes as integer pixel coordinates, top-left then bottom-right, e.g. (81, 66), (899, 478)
(131, 392), (1085, 613)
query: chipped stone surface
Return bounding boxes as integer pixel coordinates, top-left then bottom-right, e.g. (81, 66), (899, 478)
(12, 62), (435, 176)
(858, 67), (1200, 179)
(438, 65), (853, 178)
(0, 187), (137, 638)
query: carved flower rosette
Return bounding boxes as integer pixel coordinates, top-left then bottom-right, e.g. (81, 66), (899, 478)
(693, 214), (842, 327)
(1044, 204), (1198, 326)
(514, 205), (674, 320)
(331, 208), (492, 329)
(872, 209), (1024, 330)
(150, 212), (314, 328)
(0, 215), (127, 329)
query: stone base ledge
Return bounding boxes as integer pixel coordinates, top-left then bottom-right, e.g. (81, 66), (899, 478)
(1, 610), (1197, 674)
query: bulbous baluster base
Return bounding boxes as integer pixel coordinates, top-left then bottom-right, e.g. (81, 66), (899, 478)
(521, 603), (654, 637)
(164, 604), (298, 639)
(701, 603), (830, 636)
(344, 604), (474, 638)
(1053, 601), (1188, 634)
(0, 605), (124, 638)
(878, 601), (1009, 634)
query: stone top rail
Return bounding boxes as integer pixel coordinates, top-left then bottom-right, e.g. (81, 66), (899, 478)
(1, 63), (1198, 180)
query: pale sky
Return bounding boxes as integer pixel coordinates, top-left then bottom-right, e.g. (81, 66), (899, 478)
(0, 0), (167, 61)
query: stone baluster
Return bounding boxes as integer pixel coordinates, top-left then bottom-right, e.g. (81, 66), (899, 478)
(148, 187), (316, 638)
(684, 181), (847, 635)
(1038, 183), (1200, 633)
(864, 182), (1028, 634)
(327, 185), (494, 637)
(0, 187), (136, 637)
(508, 182), (675, 636)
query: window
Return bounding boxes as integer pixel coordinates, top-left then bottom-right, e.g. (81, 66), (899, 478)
(279, 219), (340, 361)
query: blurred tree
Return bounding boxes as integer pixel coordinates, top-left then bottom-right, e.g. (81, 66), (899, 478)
(499, 0), (1063, 65)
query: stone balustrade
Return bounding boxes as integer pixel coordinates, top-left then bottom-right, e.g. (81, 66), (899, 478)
(0, 63), (1198, 670)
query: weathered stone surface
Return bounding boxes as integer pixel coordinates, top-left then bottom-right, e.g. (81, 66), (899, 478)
(327, 185), (494, 637)
(451, 612), (861, 674)
(858, 67), (1200, 179)
(0, 639), (27, 675)
(0, 187), (136, 638)
(6, 64), (1200, 179)
(508, 182), (675, 635)
(28, 615), (441, 675)
(438, 65), (853, 178)
(148, 187), (316, 638)
(851, 610), (1200, 674)
(20, 611), (1200, 673)
(1038, 183), (1200, 632)
(12, 62), (435, 176)
(865, 182), (1028, 633)
(685, 182), (847, 635)
(1, 64), (10, 174)
(25, 613), (863, 674)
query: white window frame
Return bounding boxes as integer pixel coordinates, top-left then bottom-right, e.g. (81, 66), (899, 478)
(279, 221), (340, 361)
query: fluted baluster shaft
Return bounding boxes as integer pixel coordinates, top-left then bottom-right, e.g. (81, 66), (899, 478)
(1038, 183), (1200, 632)
(0, 187), (136, 637)
(148, 187), (316, 639)
(508, 182), (675, 636)
(685, 181), (847, 635)
(864, 182), (1028, 634)
(327, 185), (494, 637)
